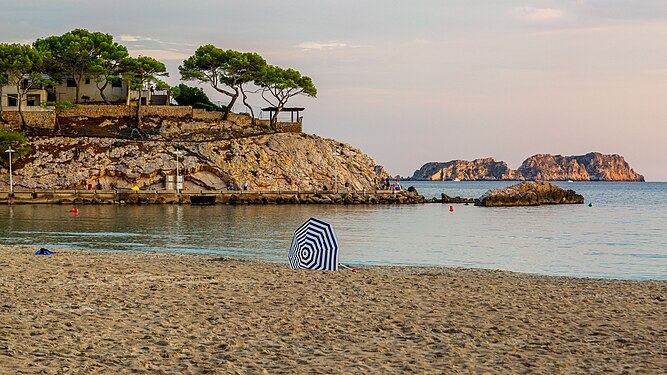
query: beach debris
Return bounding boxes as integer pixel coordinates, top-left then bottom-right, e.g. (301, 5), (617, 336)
(339, 263), (358, 272)
(289, 217), (339, 271)
(35, 248), (54, 255)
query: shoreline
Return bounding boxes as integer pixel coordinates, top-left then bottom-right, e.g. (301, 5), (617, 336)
(0, 188), (432, 205)
(2, 245), (665, 373)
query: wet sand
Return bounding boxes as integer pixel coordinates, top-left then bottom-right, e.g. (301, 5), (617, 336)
(1, 245), (665, 373)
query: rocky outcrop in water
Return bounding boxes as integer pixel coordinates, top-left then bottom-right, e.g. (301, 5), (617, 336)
(475, 181), (584, 207)
(410, 158), (515, 181)
(410, 152), (644, 181)
(517, 153), (644, 181)
(1, 133), (380, 191)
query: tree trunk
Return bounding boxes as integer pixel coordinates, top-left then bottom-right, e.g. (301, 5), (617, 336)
(239, 85), (255, 125)
(54, 112), (61, 134)
(97, 79), (110, 105)
(0, 87), (6, 124)
(74, 79), (81, 104)
(136, 87), (142, 127)
(132, 87), (145, 139)
(125, 80), (131, 106)
(223, 87), (240, 120)
(270, 104), (283, 131)
(18, 93), (26, 132)
(14, 84), (27, 132)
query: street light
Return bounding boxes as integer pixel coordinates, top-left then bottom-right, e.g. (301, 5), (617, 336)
(5, 147), (15, 194)
(333, 150), (340, 193)
(174, 150), (184, 192)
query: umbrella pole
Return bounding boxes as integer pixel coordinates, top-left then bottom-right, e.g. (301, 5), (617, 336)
(339, 263), (358, 272)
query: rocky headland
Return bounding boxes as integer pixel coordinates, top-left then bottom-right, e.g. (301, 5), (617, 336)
(410, 152), (644, 181)
(8, 133), (379, 192)
(1, 110), (381, 192)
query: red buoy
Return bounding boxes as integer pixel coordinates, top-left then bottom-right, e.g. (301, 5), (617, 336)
(70, 208), (79, 214)
(449, 205), (454, 212)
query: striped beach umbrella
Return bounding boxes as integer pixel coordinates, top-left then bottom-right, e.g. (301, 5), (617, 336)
(289, 217), (339, 271)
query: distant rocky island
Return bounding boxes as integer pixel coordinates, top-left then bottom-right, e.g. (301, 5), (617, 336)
(409, 152), (644, 182)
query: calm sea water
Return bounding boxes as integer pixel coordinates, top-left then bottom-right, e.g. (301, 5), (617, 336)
(1, 181), (665, 280)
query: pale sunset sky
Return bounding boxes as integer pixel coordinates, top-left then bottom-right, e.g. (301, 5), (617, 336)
(2, 1), (666, 180)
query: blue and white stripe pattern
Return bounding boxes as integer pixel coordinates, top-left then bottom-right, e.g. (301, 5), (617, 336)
(289, 217), (339, 271)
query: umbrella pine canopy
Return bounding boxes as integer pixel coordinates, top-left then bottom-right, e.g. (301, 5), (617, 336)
(289, 218), (339, 271)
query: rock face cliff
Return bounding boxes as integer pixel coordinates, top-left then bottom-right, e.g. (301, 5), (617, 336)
(374, 165), (394, 180)
(2, 133), (380, 191)
(410, 158), (516, 181)
(410, 153), (644, 181)
(517, 153), (644, 181)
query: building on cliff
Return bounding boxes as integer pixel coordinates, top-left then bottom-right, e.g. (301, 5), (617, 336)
(1, 77), (162, 109)
(0, 76), (49, 110)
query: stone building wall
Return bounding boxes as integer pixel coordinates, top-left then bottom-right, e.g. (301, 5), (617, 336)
(1, 111), (56, 130)
(60, 105), (134, 118)
(192, 109), (222, 121)
(2, 105), (302, 133)
(276, 122), (302, 133)
(140, 106), (192, 118)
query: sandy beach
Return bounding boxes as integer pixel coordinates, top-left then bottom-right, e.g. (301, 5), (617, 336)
(1, 245), (665, 373)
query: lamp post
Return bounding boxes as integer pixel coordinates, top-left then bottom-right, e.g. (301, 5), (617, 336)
(5, 147), (15, 194)
(174, 150), (183, 192)
(333, 150), (339, 193)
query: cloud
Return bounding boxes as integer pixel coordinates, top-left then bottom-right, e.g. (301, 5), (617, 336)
(7, 39), (34, 45)
(128, 49), (190, 61)
(514, 7), (565, 22)
(295, 41), (349, 50)
(118, 35), (150, 42)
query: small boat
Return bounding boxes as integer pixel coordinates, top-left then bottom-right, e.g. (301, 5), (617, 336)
(567, 180), (573, 183)
(452, 178), (461, 182)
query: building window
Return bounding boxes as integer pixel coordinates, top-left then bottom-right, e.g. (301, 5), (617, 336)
(85, 78), (91, 85)
(110, 78), (122, 88)
(8, 96), (18, 107)
(66, 78), (76, 87)
(27, 94), (40, 107)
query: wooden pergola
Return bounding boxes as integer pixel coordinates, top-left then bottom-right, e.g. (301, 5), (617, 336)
(261, 107), (305, 122)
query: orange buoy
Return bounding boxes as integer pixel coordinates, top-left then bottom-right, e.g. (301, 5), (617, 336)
(449, 205), (454, 212)
(70, 208), (79, 214)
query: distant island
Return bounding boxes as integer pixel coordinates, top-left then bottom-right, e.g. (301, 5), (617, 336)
(408, 152), (644, 181)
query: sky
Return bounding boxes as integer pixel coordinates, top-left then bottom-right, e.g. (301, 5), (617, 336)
(2, 1), (666, 180)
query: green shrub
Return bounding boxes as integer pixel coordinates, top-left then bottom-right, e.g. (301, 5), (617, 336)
(55, 101), (78, 111)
